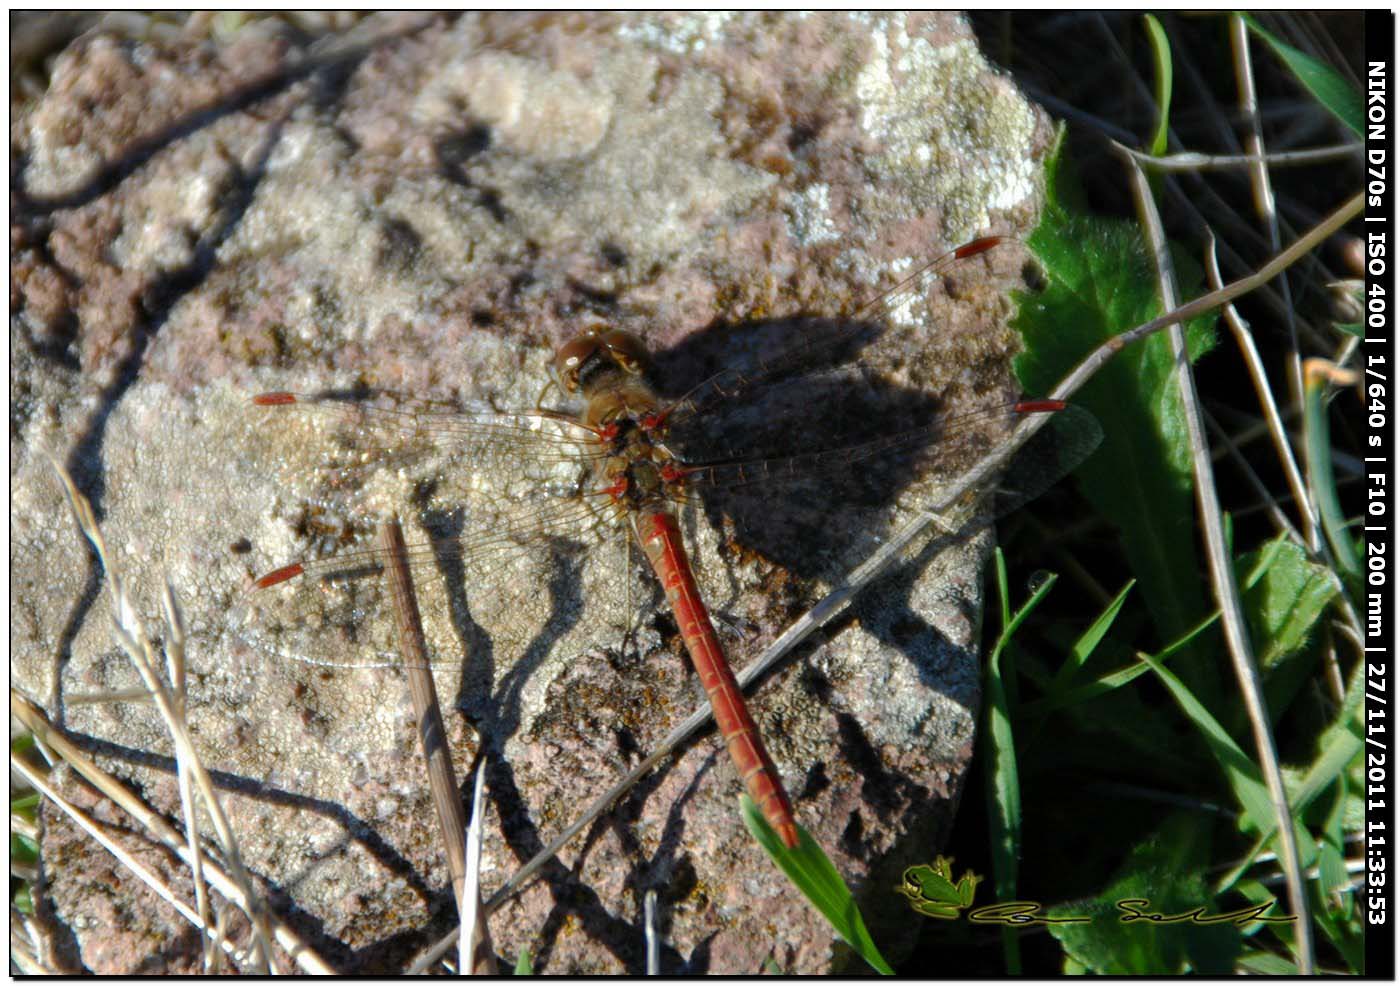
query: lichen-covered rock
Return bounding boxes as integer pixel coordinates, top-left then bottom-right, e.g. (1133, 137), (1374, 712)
(12, 11), (1051, 974)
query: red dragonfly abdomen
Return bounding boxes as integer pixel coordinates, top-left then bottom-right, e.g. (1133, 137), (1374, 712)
(633, 510), (800, 849)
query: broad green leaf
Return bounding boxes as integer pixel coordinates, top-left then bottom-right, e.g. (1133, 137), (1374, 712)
(741, 797), (893, 975)
(1013, 134), (1217, 685)
(1242, 14), (1364, 137)
(1046, 815), (1242, 973)
(1238, 537), (1339, 668)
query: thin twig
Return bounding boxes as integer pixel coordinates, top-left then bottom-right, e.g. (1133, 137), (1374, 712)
(379, 518), (496, 975)
(1231, 15), (1306, 446)
(1119, 148), (1314, 974)
(1202, 236), (1320, 548)
(11, 752), (250, 967)
(1119, 143), (1361, 173)
(10, 692), (335, 974)
(48, 456), (279, 973)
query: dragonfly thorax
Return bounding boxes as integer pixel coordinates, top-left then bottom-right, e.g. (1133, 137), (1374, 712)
(592, 411), (683, 513)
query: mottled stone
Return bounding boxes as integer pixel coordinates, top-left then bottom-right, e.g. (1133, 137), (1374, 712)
(11, 11), (1051, 975)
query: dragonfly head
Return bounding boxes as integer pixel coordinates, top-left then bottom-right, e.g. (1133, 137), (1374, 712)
(551, 327), (650, 396)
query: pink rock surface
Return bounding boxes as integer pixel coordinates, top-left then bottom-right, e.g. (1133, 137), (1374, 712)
(12, 11), (1051, 974)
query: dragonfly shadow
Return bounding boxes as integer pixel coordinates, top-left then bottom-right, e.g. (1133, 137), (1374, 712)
(487, 539), (587, 740)
(479, 749), (670, 973)
(650, 315), (975, 583)
(421, 510), (676, 970)
(420, 507), (585, 743)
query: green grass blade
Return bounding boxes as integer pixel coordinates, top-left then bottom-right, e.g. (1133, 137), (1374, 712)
(984, 549), (1059, 973)
(1025, 603), (1218, 718)
(1136, 652), (1274, 831)
(741, 797), (894, 975)
(1137, 653), (1317, 877)
(11, 791), (40, 820)
(1047, 579), (1136, 695)
(11, 832), (39, 866)
(1142, 14), (1173, 157)
(1241, 13), (1364, 137)
(1304, 370), (1361, 592)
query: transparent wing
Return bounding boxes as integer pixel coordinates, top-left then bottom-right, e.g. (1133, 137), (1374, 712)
(655, 238), (1003, 434)
(233, 392), (653, 672)
(249, 389), (604, 482)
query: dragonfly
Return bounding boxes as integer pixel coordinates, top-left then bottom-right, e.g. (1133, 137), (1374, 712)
(234, 236), (1098, 850)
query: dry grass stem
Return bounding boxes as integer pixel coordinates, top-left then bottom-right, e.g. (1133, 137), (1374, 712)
(1230, 16), (1305, 419)
(1120, 150), (1314, 973)
(63, 687), (155, 705)
(378, 518), (496, 974)
(11, 751), (249, 967)
(645, 888), (660, 975)
(11, 692), (335, 974)
(1203, 238), (1320, 548)
(1202, 413), (1299, 537)
(1123, 144), (1361, 172)
(41, 457), (337, 973)
(462, 763), (489, 975)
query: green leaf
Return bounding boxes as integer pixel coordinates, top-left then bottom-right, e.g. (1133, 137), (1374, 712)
(1047, 579), (1136, 695)
(1047, 815), (1242, 973)
(13, 883), (33, 915)
(1241, 14), (1364, 137)
(1137, 653), (1272, 830)
(1138, 653), (1318, 876)
(11, 832), (39, 865)
(1214, 663), (1361, 896)
(11, 792), (41, 820)
(983, 550), (1058, 974)
(1238, 536), (1339, 669)
(1237, 949), (1304, 975)
(740, 797), (893, 975)
(1142, 15), (1173, 157)
(1305, 372), (1362, 595)
(1013, 135), (1217, 679)
(1334, 321), (1363, 339)
(513, 948), (533, 975)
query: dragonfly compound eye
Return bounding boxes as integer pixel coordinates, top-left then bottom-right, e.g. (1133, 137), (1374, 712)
(601, 330), (647, 375)
(552, 334), (605, 393)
